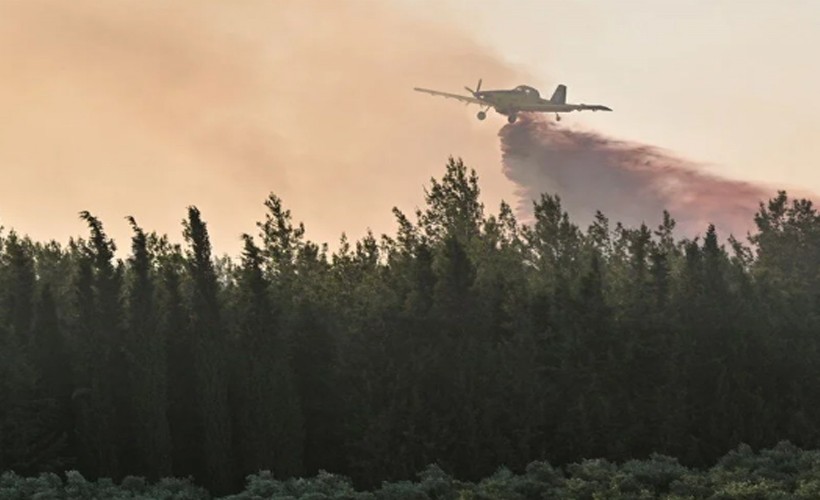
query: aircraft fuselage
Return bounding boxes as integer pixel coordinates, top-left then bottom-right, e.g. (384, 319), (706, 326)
(475, 90), (552, 110)
(475, 88), (611, 116)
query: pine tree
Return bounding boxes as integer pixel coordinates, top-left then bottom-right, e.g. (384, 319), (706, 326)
(182, 206), (233, 493)
(124, 217), (172, 479)
(157, 239), (202, 480)
(231, 234), (304, 477)
(71, 213), (123, 479)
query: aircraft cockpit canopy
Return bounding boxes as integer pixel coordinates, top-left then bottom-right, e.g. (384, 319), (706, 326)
(514, 85), (540, 97)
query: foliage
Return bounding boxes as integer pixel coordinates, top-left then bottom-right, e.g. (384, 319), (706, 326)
(1, 157), (820, 496)
(4, 444), (820, 498)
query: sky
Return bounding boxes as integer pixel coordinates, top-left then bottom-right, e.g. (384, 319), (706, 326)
(0, 0), (817, 256)
(403, 0), (820, 191)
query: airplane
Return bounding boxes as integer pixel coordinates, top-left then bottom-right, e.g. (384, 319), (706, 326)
(413, 79), (612, 123)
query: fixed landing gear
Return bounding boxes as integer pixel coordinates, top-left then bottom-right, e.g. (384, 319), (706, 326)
(477, 111), (487, 120)
(555, 113), (562, 121)
(507, 114), (517, 124)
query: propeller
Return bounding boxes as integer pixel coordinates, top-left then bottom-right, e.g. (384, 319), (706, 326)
(465, 78), (482, 96)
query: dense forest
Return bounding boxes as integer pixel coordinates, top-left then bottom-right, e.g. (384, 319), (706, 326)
(1, 157), (819, 496)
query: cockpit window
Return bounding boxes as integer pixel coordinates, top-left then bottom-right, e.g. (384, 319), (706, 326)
(514, 85), (540, 97)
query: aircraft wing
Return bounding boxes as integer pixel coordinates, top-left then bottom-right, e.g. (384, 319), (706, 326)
(413, 87), (484, 105)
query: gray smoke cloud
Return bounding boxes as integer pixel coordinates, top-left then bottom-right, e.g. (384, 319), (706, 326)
(500, 113), (787, 238)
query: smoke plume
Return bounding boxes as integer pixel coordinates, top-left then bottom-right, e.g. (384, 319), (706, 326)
(0, 1), (803, 253)
(0, 1), (525, 254)
(500, 114), (783, 238)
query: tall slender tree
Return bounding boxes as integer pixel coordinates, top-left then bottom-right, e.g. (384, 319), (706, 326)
(182, 207), (233, 494)
(71, 213), (123, 479)
(230, 234), (304, 477)
(124, 217), (172, 479)
(157, 238), (202, 480)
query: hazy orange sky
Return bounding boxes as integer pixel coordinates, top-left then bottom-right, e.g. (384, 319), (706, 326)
(0, 1), (816, 255)
(0, 0), (529, 255)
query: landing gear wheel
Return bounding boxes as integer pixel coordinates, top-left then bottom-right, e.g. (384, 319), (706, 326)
(507, 114), (517, 124)
(555, 114), (562, 122)
(477, 111), (486, 121)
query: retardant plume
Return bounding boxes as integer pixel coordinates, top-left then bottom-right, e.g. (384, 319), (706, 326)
(0, 1), (525, 254)
(500, 114), (784, 238)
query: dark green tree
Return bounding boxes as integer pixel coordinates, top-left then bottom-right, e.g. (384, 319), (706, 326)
(156, 238), (202, 480)
(182, 207), (233, 494)
(230, 234), (304, 477)
(70, 212), (124, 479)
(124, 217), (172, 479)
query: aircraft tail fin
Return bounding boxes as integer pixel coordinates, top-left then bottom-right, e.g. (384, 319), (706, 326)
(550, 84), (567, 104)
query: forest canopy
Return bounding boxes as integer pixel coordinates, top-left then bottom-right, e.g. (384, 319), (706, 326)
(1, 157), (819, 495)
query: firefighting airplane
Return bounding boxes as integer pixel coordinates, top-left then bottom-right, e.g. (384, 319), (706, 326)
(413, 79), (612, 123)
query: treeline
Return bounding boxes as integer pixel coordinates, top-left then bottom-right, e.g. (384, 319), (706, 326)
(4, 441), (820, 499)
(1, 157), (819, 495)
